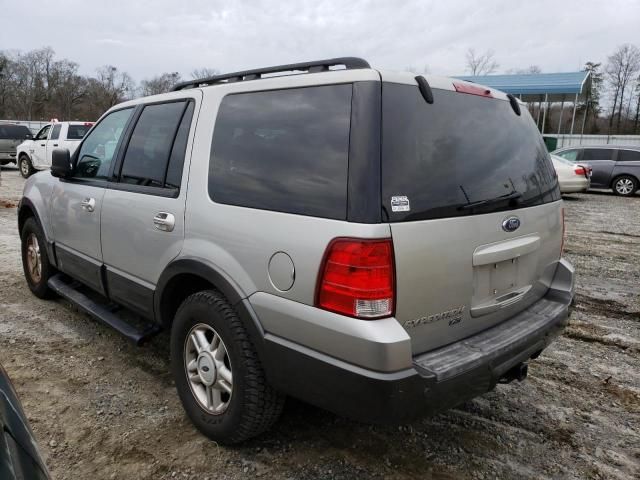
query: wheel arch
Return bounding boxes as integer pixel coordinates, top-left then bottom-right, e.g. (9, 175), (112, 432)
(154, 258), (266, 360)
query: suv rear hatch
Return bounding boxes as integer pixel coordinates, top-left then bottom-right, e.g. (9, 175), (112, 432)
(381, 78), (563, 354)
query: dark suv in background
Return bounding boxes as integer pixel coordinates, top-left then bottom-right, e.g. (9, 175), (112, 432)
(553, 145), (640, 197)
(0, 123), (32, 166)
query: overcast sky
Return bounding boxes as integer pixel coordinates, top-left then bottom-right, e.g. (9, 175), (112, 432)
(1, 0), (639, 82)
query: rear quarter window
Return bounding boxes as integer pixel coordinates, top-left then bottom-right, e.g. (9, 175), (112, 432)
(209, 84), (352, 219)
(618, 150), (640, 162)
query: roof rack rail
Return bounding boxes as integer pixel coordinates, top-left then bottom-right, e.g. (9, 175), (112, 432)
(172, 57), (370, 91)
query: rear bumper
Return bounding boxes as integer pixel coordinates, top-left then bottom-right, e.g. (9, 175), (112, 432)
(261, 259), (575, 423)
(559, 178), (590, 193)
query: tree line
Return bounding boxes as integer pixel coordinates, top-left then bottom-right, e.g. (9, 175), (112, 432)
(2, 44), (639, 135)
(0, 47), (217, 122)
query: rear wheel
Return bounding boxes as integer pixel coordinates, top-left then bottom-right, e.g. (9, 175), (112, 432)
(170, 290), (284, 444)
(21, 218), (56, 298)
(19, 155), (34, 178)
(612, 175), (638, 197)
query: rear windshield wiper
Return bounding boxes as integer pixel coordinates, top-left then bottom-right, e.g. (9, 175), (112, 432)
(458, 191), (522, 210)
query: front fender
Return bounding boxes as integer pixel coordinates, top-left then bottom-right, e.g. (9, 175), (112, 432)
(19, 173), (56, 244)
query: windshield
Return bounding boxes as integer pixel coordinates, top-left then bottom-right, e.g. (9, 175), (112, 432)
(381, 84), (560, 221)
(0, 125), (31, 140)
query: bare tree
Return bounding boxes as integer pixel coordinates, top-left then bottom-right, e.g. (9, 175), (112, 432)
(465, 48), (499, 76)
(191, 68), (219, 79)
(605, 44), (640, 133)
(140, 72), (181, 96)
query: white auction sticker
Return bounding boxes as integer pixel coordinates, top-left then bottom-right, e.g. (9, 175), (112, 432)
(391, 196), (410, 212)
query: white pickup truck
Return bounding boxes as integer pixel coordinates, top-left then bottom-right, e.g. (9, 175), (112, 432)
(17, 121), (93, 178)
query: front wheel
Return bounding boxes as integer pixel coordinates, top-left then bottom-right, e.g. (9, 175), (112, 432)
(170, 290), (284, 444)
(21, 218), (56, 298)
(612, 175), (638, 197)
(19, 155), (34, 178)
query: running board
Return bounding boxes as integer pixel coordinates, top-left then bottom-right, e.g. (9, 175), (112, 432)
(48, 274), (160, 345)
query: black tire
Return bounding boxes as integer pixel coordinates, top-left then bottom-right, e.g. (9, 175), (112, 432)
(21, 217), (56, 299)
(170, 290), (284, 444)
(611, 175), (638, 197)
(19, 155), (34, 178)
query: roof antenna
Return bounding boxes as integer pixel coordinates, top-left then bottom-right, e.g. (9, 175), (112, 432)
(415, 75), (434, 104)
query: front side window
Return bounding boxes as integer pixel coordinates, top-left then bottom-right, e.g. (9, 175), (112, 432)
(50, 124), (62, 140)
(618, 149), (640, 162)
(75, 108), (133, 180)
(557, 149), (578, 161)
(582, 148), (614, 161)
(209, 84), (352, 219)
(118, 101), (189, 189)
(34, 125), (51, 141)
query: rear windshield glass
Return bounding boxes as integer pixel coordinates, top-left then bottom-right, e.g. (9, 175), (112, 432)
(382, 84), (559, 222)
(0, 125), (31, 139)
(67, 124), (91, 140)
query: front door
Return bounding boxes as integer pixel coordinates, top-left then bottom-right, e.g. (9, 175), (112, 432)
(50, 108), (135, 294)
(100, 97), (199, 318)
(45, 123), (63, 166)
(31, 125), (51, 167)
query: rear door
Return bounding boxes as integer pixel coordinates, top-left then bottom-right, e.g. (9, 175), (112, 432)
(381, 81), (562, 354)
(581, 148), (615, 187)
(100, 95), (199, 318)
(44, 124), (62, 166)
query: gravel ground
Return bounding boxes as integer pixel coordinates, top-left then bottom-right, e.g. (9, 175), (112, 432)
(1, 166), (638, 480)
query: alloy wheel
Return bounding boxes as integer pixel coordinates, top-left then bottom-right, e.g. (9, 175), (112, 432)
(184, 323), (233, 414)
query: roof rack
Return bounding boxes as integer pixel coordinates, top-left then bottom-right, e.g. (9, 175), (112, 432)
(172, 57), (370, 91)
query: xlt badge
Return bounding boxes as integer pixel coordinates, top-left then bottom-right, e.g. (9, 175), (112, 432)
(404, 306), (465, 329)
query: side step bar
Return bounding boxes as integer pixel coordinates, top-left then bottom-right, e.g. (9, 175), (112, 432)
(48, 274), (160, 345)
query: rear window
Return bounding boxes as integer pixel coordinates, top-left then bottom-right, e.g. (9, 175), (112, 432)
(0, 125), (31, 139)
(582, 148), (614, 161)
(618, 149), (640, 162)
(382, 84), (559, 222)
(209, 85), (352, 219)
(67, 124), (91, 140)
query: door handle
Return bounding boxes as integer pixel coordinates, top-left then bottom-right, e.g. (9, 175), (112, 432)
(53, 143), (58, 147)
(40, 143), (46, 146)
(80, 197), (96, 212)
(153, 212), (175, 232)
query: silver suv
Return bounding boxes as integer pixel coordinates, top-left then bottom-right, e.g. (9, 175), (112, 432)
(18, 58), (575, 444)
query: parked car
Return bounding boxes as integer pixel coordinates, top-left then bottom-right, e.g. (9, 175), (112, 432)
(17, 121), (93, 178)
(0, 123), (32, 166)
(552, 145), (640, 196)
(18, 57), (574, 444)
(551, 154), (591, 193)
(0, 363), (49, 479)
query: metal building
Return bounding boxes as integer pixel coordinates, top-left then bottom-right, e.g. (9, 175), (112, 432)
(456, 71), (592, 137)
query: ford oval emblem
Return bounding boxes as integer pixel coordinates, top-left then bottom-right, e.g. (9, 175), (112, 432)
(502, 216), (521, 232)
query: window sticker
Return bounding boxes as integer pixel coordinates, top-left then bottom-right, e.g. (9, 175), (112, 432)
(391, 196), (410, 212)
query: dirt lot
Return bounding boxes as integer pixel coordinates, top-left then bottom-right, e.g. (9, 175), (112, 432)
(1, 166), (639, 480)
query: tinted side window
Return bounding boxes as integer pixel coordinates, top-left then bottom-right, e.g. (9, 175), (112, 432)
(0, 125), (31, 139)
(165, 102), (195, 189)
(119, 101), (186, 188)
(209, 85), (352, 219)
(75, 108), (133, 180)
(67, 124), (91, 140)
(618, 149), (640, 162)
(50, 124), (62, 140)
(582, 149), (614, 160)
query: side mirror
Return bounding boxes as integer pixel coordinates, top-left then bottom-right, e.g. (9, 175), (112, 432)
(51, 149), (73, 178)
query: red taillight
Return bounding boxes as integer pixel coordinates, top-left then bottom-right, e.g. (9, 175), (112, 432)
(316, 238), (395, 319)
(560, 208), (566, 257)
(574, 167), (586, 176)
